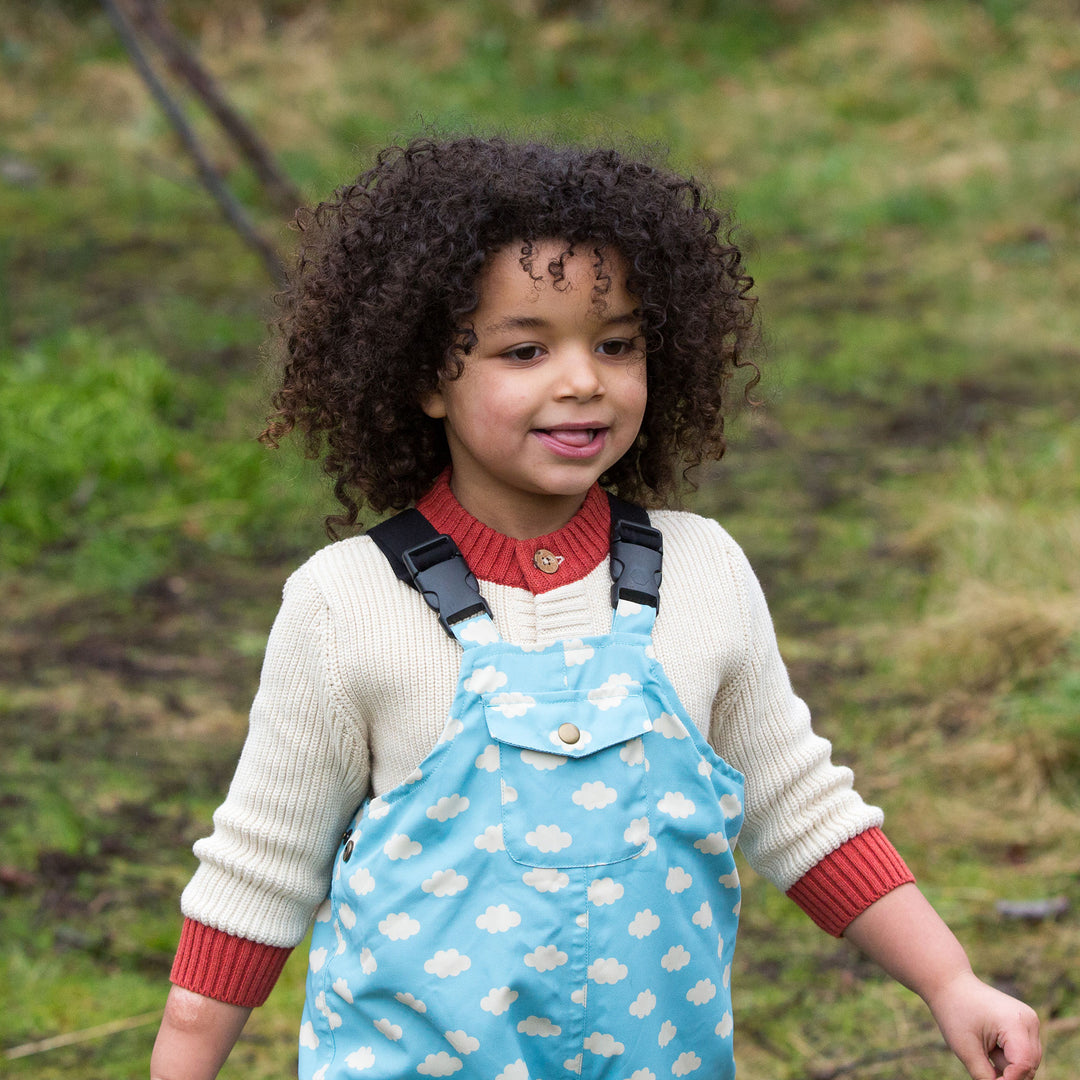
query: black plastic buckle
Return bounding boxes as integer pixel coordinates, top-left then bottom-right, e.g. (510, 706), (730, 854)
(403, 535), (492, 637)
(610, 519), (663, 611)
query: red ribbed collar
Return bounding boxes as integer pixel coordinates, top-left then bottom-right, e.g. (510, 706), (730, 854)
(416, 471), (611, 593)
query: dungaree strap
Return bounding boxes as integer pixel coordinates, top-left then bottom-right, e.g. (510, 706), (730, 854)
(366, 494), (663, 639)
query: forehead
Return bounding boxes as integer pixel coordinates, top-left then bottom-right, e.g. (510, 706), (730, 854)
(475, 240), (632, 313)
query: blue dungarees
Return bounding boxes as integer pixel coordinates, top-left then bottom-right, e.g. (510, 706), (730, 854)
(299, 506), (745, 1080)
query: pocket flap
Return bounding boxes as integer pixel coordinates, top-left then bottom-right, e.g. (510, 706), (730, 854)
(483, 686), (652, 759)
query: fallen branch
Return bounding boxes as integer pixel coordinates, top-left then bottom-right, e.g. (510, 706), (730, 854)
(100, 0), (286, 285)
(125, 0), (304, 218)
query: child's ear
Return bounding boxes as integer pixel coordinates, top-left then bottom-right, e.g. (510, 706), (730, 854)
(420, 387), (447, 420)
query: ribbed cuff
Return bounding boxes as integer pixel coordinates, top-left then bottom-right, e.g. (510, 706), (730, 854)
(170, 918), (293, 1007)
(786, 827), (915, 937)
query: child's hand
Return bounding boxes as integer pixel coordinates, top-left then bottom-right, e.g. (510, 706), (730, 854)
(925, 971), (1041, 1080)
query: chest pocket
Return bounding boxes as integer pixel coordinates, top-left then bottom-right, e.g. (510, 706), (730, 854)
(484, 686), (652, 868)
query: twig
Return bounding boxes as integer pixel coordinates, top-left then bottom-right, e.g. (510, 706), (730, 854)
(99, 0), (286, 285)
(4, 1010), (163, 1060)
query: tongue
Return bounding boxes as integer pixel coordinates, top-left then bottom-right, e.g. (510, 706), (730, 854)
(547, 429), (593, 447)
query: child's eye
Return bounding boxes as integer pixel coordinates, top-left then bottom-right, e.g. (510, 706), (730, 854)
(503, 345), (544, 363)
(597, 339), (636, 358)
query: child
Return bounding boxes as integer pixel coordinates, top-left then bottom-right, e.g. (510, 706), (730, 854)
(151, 136), (1041, 1080)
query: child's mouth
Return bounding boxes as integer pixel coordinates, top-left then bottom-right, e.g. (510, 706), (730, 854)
(533, 427), (607, 457)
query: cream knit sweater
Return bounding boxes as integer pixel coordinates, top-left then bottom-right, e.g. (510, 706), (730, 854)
(180, 506), (884, 953)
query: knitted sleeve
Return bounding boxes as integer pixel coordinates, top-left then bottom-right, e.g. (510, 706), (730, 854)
(704, 527), (900, 899)
(178, 565), (371, 950)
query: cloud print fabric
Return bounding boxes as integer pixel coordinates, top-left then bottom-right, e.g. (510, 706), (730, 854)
(300, 594), (744, 1080)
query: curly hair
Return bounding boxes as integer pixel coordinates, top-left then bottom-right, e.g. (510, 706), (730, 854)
(263, 135), (759, 533)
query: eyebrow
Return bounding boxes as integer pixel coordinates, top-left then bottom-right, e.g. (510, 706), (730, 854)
(481, 311), (641, 334)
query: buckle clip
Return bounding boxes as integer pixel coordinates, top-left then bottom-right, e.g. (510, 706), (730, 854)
(403, 535), (491, 637)
(610, 519), (663, 611)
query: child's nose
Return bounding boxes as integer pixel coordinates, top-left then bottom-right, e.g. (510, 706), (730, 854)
(553, 350), (604, 400)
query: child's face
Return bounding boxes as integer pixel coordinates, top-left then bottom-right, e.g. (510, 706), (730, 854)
(422, 240), (647, 538)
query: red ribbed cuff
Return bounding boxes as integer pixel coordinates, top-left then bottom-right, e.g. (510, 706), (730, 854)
(786, 828), (915, 937)
(170, 918), (292, 1007)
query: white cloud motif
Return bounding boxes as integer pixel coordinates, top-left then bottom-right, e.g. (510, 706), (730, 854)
(314, 898), (331, 923)
(658, 791), (696, 819)
(333, 977), (353, 1004)
(367, 796), (390, 819)
(475, 744), (500, 772)
(309, 946), (327, 973)
(624, 816), (655, 853)
(692, 901), (713, 929)
(378, 912), (420, 940)
(564, 1053), (583, 1074)
(358, 947), (377, 974)
(422, 868), (468, 897)
(588, 877), (624, 905)
(587, 957), (627, 984)
(395, 991), (426, 1013)
(522, 867), (569, 892)
(349, 866), (376, 895)
(440, 719), (463, 743)
(417, 1051), (462, 1076)
(495, 1060), (529, 1080)
(338, 903), (357, 930)
(405, 766), (424, 782)
(666, 866), (693, 893)
(629, 989), (656, 1017)
(583, 1032), (624, 1057)
(444, 1030), (479, 1055)
(518, 1015), (562, 1037)
(628, 1071), (656, 1080)
(571, 986), (587, 1006)
(672, 1052), (702, 1076)
(619, 737), (645, 765)
(687, 979), (717, 1006)
(588, 673), (638, 710)
(500, 779), (518, 804)
(458, 618), (499, 645)
(720, 793), (743, 819)
(573, 781), (617, 810)
(563, 638), (594, 666)
(718, 871), (740, 889)
(464, 665), (508, 693)
(475, 824), (505, 852)
(425, 949), (471, 978)
(661, 945), (691, 972)
(345, 1047), (375, 1071)
(524, 944), (568, 972)
(374, 1018), (402, 1041)
(384, 833), (422, 860)
(480, 986), (518, 1016)
(658, 1020), (677, 1048)
(313, 1064), (328, 1080)
(520, 749), (568, 771)
(488, 692), (535, 718)
(476, 904), (521, 934)
(694, 832), (729, 855)
(628, 907), (661, 941)
(333, 919), (346, 957)
(652, 712), (688, 739)
(616, 597), (643, 617)
(525, 824), (573, 853)
(715, 1013), (734, 1039)
(299, 1021), (319, 1050)
(427, 794), (470, 822)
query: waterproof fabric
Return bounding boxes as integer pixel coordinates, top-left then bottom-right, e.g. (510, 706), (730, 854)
(299, 564), (746, 1080)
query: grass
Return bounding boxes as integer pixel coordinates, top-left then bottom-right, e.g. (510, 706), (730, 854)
(1, 0), (1079, 1077)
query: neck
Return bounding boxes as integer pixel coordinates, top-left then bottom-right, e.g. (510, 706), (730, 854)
(447, 480), (589, 540)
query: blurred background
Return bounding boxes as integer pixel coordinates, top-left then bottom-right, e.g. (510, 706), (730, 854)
(1, 1), (1077, 1077)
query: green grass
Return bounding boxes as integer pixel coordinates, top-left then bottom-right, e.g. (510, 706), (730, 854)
(2, 1), (1079, 1077)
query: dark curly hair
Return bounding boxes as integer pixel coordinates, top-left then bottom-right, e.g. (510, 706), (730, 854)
(263, 135), (759, 533)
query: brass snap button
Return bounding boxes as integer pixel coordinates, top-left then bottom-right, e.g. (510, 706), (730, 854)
(533, 548), (560, 574)
(557, 722), (580, 745)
